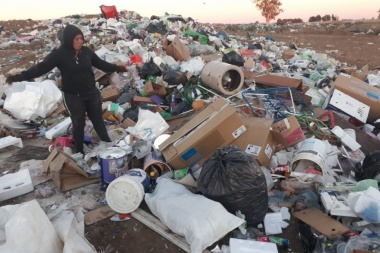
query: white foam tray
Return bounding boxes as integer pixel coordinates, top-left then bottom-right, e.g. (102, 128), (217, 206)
(0, 136), (23, 149)
(0, 169), (34, 201)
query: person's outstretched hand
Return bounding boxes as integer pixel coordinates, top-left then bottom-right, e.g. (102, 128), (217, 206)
(6, 74), (23, 84)
(116, 65), (128, 73)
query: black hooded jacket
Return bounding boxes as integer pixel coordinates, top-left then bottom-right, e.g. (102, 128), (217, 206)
(21, 24), (119, 94)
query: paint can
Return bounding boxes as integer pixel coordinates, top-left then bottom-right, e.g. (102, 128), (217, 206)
(143, 150), (172, 178)
(98, 147), (131, 189)
(291, 139), (327, 175)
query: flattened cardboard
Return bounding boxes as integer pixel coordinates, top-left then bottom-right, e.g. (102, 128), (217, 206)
(164, 36), (190, 62)
(43, 149), (99, 191)
(159, 98), (245, 169)
(230, 117), (276, 168)
(84, 206), (115, 225)
(294, 208), (350, 239)
(271, 115), (305, 149)
(133, 96), (155, 104)
(254, 74), (303, 91)
(330, 75), (380, 121)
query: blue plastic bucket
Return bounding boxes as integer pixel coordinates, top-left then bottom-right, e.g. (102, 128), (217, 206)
(98, 147), (130, 188)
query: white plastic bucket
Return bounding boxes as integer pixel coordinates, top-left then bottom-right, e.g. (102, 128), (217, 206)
(291, 139), (327, 174)
(105, 173), (145, 214)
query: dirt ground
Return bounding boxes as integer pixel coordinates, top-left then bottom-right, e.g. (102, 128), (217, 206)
(1, 18), (380, 253)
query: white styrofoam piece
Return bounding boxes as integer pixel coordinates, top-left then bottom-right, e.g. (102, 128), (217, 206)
(332, 126), (361, 151)
(0, 136), (23, 149)
(264, 212), (283, 235)
(293, 59), (310, 68)
(45, 117), (72, 140)
(230, 238), (278, 253)
(0, 169), (34, 201)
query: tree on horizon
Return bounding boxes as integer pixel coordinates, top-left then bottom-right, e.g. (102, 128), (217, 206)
(252, 0), (283, 23)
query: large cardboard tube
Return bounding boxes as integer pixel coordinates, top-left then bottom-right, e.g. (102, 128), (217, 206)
(201, 61), (244, 96)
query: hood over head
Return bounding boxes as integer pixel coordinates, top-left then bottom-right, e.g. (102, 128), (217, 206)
(62, 24), (84, 49)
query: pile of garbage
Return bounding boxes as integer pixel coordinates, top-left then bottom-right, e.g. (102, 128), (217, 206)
(1, 9), (380, 253)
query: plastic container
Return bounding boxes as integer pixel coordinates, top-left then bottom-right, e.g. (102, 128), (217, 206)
(105, 175), (144, 214)
(201, 61), (244, 96)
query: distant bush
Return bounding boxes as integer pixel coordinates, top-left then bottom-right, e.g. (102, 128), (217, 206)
(322, 15), (331, 21)
(277, 18), (303, 24)
(244, 24), (257, 32)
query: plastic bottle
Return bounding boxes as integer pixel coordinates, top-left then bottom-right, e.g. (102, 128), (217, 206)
(169, 91), (177, 113)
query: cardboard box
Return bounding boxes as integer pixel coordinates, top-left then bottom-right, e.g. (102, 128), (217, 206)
(159, 98), (246, 169)
(271, 115), (306, 149)
(143, 81), (167, 97)
(325, 89), (370, 123)
(164, 36), (190, 62)
(282, 49), (295, 60)
(230, 117), (276, 168)
(102, 110), (123, 122)
(121, 118), (136, 129)
(101, 85), (120, 101)
(331, 75), (380, 121)
(43, 149), (99, 191)
(294, 208), (350, 239)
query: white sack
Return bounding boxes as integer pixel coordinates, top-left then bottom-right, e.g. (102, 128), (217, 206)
(4, 80), (62, 120)
(145, 178), (244, 253)
(0, 200), (63, 253)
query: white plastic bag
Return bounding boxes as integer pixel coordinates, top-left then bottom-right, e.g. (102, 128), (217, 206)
(145, 178), (244, 253)
(347, 186), (380, 223)
(50, 207), (96, 253)
(180, 56), (205, 76)
(126, 108), (169, 141)
(4, 80), (62, 120)
(0, 200), (63, 253)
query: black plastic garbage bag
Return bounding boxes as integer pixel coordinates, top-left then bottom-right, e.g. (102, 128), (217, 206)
(197, 145), (268, 226)
(139, 58), (162, 79)
(164, 70), (184, 85)
(355, 150), (380, 181)
(222, 50), (244, 67)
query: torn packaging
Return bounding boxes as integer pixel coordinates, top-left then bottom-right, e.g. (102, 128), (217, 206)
(43, 149), (99, 191)
(163, 36), (190, 62)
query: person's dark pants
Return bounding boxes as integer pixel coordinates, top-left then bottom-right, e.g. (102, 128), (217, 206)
(63, 91), (111, 154)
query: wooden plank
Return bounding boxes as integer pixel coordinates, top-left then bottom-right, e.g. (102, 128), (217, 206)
(84, 206), (115, 225)
(132, 208), (210, 253)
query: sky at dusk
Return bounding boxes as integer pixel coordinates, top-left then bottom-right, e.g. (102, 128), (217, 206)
(0, 0), (378, 24)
